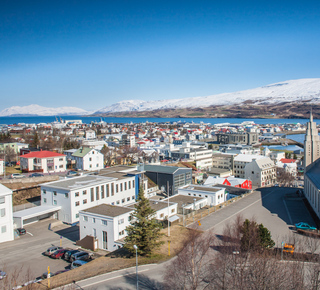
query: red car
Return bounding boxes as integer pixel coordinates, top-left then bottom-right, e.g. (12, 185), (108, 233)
(50, 249), (68, 259)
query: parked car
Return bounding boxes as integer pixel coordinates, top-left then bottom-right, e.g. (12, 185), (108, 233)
(71, 260), (87, 269)
(30, 173), (44, 177)
(16, 228), (26, 235)
(50, 249), (68, 259)
(295, 222), (317, 231)
(64, 249), (80, 261)
(43, 246), (62, 256)
(10, 173), (26, 179)
(0, 270), (6, 280)
(67, 171), (79, 176)
(70, 251), (92, 262)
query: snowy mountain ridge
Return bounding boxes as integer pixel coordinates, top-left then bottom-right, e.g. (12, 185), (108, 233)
(0, 104), (90, 117)
(95, 78), (320, 113)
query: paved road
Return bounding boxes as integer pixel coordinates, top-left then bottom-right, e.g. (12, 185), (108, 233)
(61, 186), (316, 289)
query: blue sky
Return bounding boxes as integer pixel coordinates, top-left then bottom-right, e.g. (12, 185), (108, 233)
(1, 0), (320, 111)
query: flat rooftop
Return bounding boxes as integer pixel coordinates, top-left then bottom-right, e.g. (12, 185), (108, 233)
(81, 204), (133, 217)
(127, 200), (177, 212)
(41, 175), (117, 190)
(164, 194), (205, 208)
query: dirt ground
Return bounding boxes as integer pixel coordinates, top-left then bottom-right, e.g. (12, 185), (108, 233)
(31, 225), (190, 289)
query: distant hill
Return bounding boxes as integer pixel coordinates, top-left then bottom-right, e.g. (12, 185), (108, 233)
(0, 104), (90, 117)
(93, 78), (320, 118)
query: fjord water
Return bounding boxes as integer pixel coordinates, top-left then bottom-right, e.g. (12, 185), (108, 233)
(0, 116), (319, 126)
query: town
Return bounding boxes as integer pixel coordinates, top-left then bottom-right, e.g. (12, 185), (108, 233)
(0, 115), (319, 289)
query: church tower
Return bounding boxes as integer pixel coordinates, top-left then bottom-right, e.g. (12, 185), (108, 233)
(304, 111), (320, 171)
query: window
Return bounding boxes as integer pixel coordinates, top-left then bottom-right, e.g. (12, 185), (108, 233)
(75, 192), (79, 197)
(96, 187), (100, 200)
(124, 182), (127, 190)
(128, 181), (131, 190)
(0, 208), (5, 217)
(59, 165), (63, 168)
(122, 198), (125, 203)
(76, 213), (79, 218)
(106, 184), (109, 197)
(101, 185), (105, 199)
(65, 193), (69, 198)
(43, 198), (47, 203)
(160, 213), (164, 218)
(83, 199), (87, 204)
(132, 195), (135, 200)
(133, 180), (135, 188)
(127, 197), (130, 201)
(116, 184), (119, 193)
(83, 216), (88, 222)
(42, 190), (46, 195)
(53, 191), (57, 196)
(1, 226), (6, 233)
(111, 183), (114, 196)
(102, 220), (107, 226)
(116, 200), (120, 205)
(120, 183), (123, 191)
(83, 190), (87, 195)
(0, 197), (4, 204)
(75, 201), (80, 206)
(118, 218), (124, 224)
(59, 158), (63, 161)
(93, 218), (96, 223)
(91, 188), (94, 202)
(53, 200), (57, 205)
(89, 157), (92, 161)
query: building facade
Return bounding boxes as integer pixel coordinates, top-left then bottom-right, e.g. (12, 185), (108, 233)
(0, 184), (14, 244)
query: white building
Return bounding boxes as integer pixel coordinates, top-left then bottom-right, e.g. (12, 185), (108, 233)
(71, 147), (104, 171)
(0, 184), (14, 244)
(41, 168), (142, 224)
(178, 184), (227, 207)
(233, 154), (265, 178)
(85, 129), (96, 140)
(245, 157), (276, 187)
(79, 200), (177, 251)
(20, 150), (67, 173)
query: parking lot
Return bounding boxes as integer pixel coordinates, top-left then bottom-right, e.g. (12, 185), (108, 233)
(0, 218), (84, 284)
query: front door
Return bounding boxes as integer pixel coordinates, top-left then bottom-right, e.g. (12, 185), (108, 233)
(103, 231), (108, 250)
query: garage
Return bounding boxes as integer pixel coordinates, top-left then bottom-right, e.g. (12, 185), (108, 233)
(13, 205), (61, 228)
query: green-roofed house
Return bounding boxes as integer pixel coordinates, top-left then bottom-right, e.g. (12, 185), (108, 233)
(71, 147), (104, 171)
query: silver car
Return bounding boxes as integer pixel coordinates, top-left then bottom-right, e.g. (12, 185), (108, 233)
(44, 246), (62, 256)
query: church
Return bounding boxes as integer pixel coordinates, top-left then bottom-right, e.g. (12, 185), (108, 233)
(304, 112), (320, 219)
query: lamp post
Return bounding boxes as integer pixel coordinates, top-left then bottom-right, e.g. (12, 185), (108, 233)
(133, 245), (138, 289)
(182, 203), (186, 226)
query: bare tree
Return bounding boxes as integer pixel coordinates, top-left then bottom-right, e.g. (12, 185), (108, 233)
(164, 229), (215, 290)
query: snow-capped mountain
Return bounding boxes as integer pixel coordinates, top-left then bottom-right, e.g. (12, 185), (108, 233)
(0, 104), (90, 117)
(95, 78), (320, 114)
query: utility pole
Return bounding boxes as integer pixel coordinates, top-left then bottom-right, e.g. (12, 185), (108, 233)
(167, 181), (170, 237)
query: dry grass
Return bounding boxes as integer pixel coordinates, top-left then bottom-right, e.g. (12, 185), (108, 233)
(32, 225), (190, 289)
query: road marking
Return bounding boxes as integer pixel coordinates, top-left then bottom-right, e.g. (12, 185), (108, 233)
(27, 232), (33, 236)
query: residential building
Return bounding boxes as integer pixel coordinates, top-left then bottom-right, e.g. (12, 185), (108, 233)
(0, 142), (29, 155)
(212, 153), (234, 170)
(216, 132), (259, 145)
(0, 184), (14, 244)
(245, 157), (276, 187)
(20, 150), (67, 173)
(71, 147), (104, 171)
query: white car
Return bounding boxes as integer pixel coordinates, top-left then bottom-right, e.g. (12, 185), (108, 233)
(10, 173), (26, 179)
(0, 270), (6, 280)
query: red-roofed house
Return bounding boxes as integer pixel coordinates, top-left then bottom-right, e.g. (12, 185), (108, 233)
(279, 158), (297, 164)
(20, 150), (67, 173)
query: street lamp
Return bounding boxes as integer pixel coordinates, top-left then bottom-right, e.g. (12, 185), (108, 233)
(133, 245), (138, 289)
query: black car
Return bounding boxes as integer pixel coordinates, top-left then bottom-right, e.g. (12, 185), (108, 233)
(16, 228), (26, 235)
(30, 173), (44, 177)
(64, 249), (80, 261)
